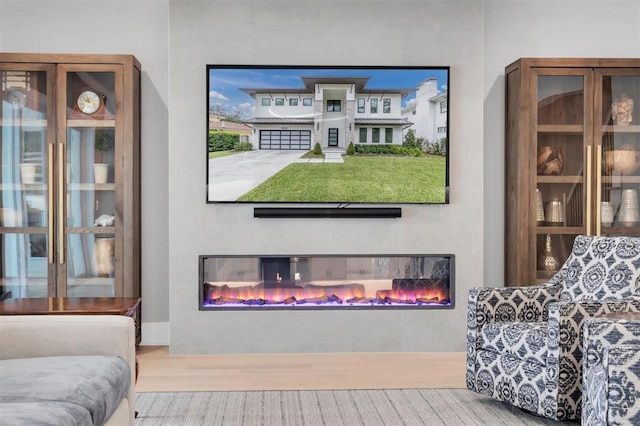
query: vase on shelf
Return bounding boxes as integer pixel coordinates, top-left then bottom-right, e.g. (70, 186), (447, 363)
(19, 163), (39, 184)
(538, 234), (560, 276)
(93, 237), (115, 277)
(93, 163), (109, 184)
(536, 189), (545, 224)
(601, 201), (614, 228)
(617, 189), (640, 227)
(545, 198), (564, 226)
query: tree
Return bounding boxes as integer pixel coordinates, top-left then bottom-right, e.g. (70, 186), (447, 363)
(403, 129), (417, 148)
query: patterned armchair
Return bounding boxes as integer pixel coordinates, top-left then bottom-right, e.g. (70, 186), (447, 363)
(582, 317), (640, 425)
(466, 235), (640, 421)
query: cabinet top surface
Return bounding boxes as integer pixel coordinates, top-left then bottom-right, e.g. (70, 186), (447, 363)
(0, 297), (141, 315)
(0, 53), (141, 68)
(506, 57), (640, 72)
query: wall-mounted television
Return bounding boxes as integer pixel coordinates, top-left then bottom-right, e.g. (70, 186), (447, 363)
(206, 65), (449, 205)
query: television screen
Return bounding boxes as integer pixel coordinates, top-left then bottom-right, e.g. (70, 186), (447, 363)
(206, 65), (449, 204)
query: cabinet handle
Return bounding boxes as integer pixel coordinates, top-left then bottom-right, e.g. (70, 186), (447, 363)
(48, 143), (54, 264)
(58, 143), (65, 265)
(596, 145), (602, 236)
(586, 145), (592, 235)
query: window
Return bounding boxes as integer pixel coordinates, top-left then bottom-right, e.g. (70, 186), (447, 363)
(383, 98), (391, 113)
(440, 100), (447, 113)
(372, 128), (380, 143)
(302, 98), (312, 106)
(370, 98), (378, 113)
(261, 98), (271, 106)
(289, 98), (298, 106)
(327, 100), (341, 112)
(437, 126), (447, 133)
(357, 98), (365, 113)
(385, 128), (393, 143)
(275, 98), (284, 106)
(359, 128), (367, 143)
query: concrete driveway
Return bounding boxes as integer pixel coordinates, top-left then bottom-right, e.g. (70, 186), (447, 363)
(207, 149), (346, 201)
(207, 150), (306, 201)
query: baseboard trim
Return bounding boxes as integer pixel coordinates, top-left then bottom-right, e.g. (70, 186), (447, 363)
(140, 321), (170, 346)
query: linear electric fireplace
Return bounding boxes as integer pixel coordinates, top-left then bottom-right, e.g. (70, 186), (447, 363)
(200, 255), (454, 310)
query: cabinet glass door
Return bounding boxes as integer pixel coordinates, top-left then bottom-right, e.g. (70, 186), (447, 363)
(0, 66), (53, 298)
(61, 69), (118, 297)
(535, 70), (590, 281)
(596, 69), (640, 236)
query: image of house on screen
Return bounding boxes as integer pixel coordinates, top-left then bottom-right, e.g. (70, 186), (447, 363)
(240, 76), (417, 151)
(401, 78), (448, 143)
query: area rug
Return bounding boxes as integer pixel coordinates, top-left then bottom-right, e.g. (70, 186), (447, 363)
(135, 389), (579, 425)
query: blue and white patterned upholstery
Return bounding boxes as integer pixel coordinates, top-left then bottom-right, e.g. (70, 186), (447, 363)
(582, 318), (640, 426)
(467, 235), (640, 421)
(561, 235), (640, 301)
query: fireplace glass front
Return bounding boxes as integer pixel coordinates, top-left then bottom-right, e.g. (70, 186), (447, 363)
(200, 255), (453, 310)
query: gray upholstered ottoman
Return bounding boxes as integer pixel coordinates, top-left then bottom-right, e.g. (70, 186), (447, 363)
(0, 355), (131, 426)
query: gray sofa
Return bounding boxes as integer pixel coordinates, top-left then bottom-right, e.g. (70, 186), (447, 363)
(0, 315), (136, 426)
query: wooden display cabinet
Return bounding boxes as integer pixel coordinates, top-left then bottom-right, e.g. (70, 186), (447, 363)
(0, 53), (141, 335)
(506, 58), (640, 286)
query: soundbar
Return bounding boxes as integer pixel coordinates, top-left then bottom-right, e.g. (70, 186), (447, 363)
(254, 207), (402, 219)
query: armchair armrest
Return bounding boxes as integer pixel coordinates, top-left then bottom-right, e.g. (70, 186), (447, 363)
(466, 283), (561, 391)
(468, 283), (562, 334)
(582, 318), (640, 425)
(548, 299), (640, 359)
(544, 299), (640, 413)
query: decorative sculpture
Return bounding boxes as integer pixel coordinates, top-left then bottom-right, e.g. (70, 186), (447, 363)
(612, 92), (634, 125)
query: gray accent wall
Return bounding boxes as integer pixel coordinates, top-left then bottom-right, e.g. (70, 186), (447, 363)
(168, 0), (483, 353)
(1, 0), (639, 353)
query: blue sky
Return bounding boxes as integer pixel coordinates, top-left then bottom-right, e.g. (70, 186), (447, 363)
(208, 66), (448, 120)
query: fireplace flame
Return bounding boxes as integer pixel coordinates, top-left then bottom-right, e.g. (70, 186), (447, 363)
(204, 279), (450, 307)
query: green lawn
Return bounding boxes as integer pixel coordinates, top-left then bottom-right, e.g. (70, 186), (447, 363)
(237, 155), (447, 203)
(209, 150), (237, 159)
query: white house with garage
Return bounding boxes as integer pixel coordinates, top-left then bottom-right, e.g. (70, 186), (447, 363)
(401, 77), (448, 143)
(240, 76), (415, 150)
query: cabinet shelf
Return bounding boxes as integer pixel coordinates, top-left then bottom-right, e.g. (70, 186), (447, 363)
(0, 183), (46, 191)
(536, 226), (584, 234)
(67, 227), (115, 234)
(537, 124), (584, 134)
(0, 226), (47, 234)
(601, 125), (640, 134)
(537, 175), (583, 184)
(68, 183), (115, 191)
(0, 183), (116, 191)
(602, 176), (640, 185)
(66, 119), (115, 128)
(601, 226), (640, 234)
(0, 119), (48, 127)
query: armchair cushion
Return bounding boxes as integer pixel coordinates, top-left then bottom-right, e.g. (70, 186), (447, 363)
(561, 235), (640, 301)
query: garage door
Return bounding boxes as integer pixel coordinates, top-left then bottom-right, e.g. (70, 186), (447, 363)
(259, 130), (311, 150)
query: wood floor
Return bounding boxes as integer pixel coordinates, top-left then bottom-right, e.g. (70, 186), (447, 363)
(135, 346), (467, 392)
